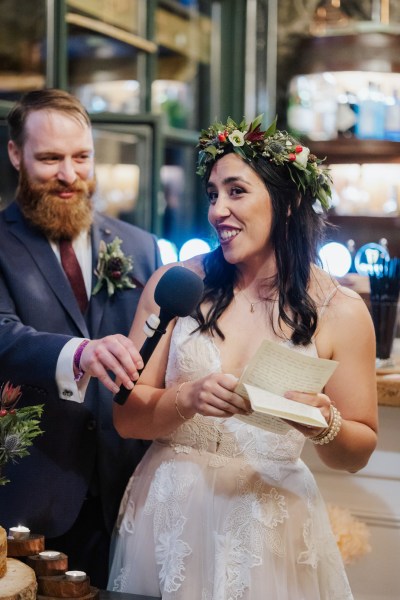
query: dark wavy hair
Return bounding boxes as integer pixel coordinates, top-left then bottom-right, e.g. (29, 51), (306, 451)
(194, 152), (327, 346)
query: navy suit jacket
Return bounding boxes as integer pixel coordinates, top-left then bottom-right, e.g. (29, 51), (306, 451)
(0, 203), (162, 536)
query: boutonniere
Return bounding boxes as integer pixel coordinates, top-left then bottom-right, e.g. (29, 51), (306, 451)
(92, 237), (136, 297)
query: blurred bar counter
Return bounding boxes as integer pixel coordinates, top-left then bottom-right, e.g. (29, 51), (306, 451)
(377, 338), (400, 407)
(336, 275), (400, 407)
(377, 375), (400, 406)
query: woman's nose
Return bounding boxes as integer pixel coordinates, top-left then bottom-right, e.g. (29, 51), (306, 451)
(210, 196), (231, 219)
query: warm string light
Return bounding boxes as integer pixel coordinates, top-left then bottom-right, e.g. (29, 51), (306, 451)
(381, 0), (390, 25)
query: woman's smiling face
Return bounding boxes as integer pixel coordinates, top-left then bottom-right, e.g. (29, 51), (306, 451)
(207, 153), (274, 268)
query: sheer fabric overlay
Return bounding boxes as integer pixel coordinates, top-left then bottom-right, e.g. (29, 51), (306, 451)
(108, 316), (353, 600)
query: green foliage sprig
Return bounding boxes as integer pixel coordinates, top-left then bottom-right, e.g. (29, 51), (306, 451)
(0, 382), (43, 485)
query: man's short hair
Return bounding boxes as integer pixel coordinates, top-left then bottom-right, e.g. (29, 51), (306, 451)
(7, 88), (91, 147)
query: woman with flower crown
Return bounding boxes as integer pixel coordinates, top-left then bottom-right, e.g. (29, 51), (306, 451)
(108, 116), (377, 599)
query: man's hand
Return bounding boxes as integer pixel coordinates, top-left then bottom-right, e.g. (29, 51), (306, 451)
(79, 334), (144, 394)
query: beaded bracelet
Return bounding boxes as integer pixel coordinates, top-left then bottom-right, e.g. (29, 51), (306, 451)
(310, 405), (342, 445)
(73, 339), (90, 382)
(175, 382), (190, 421)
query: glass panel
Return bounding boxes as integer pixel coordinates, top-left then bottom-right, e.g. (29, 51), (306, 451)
(153, 0), (212, 129)
(92, 124), (155, 231)
(67, 0), (154, 114)
(0, 121), (19, 211)
(0, 0), (46, 102)
(160, 142), (212, 251)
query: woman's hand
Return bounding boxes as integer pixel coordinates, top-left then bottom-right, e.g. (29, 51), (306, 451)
(283, 390), (333, 439)
(178, 373), (251, 419)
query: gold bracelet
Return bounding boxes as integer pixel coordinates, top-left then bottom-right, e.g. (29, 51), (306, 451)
(311, 405), (342, 445)
(310, 403), (335, 441)
(175, 382), (190, 421)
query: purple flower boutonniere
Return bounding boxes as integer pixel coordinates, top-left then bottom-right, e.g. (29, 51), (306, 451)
(92, 237), (136, 297)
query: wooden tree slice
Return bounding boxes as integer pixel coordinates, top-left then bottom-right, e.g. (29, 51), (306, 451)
(36, 587), (99, 600)
(7, 534), (45, 557)
(37, 575), (91, 598)
(0, 558), (37, 600)
(26, 552), (68, 576)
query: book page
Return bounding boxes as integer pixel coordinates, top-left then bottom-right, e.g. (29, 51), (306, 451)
(236, 410), (293, 434)
(244, 384), (328, 427)
(234, 340), (338, 434)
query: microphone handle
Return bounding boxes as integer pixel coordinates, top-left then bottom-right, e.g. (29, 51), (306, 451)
(113, 309), (172, 406)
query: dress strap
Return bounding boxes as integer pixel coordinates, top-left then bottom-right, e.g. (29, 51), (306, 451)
(319, 285), (341, 318)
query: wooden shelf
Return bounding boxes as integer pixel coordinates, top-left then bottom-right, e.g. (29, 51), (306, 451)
(307, 138), (400, 164)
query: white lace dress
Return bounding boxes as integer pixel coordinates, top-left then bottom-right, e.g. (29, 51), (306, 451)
(108, 316), (353, 600)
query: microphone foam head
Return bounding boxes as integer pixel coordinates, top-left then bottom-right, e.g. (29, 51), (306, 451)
(154, 266), (204, 317)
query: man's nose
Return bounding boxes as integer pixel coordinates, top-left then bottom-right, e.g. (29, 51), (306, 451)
(57, 158), (77, 185)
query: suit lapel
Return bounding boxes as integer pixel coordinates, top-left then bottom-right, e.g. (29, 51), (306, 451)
(6, 204), (89, 337)
(87, 214), (114, 338)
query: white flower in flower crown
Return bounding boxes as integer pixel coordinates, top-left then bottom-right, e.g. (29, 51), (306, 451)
(294, 146), (310, 169)
(228, 129), (246, 147)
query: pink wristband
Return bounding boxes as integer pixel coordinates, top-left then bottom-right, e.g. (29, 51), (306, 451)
(73, 339), (90, 382)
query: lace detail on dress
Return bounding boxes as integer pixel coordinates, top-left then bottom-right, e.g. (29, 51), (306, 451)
(213, 480), (289, 599)
(110, 567), (131, 592)
(144, 461), (193, 593)
(165, 317), (222, 388)
(161, 412), (305, 471)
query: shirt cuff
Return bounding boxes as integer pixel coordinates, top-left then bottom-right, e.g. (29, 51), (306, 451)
(56, 338), (91, 403)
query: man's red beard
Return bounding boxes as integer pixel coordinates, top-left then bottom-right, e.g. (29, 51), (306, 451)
(16, 163), (96, 240)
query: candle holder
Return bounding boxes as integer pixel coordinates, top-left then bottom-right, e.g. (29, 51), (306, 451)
(27, 551), (68, 577)
(65, 570), (87, 582)
(37, 573), (92, 599)
(9, 526), (30, 540)
(39, 550), (61, 560)
(7, 533), (45, 557)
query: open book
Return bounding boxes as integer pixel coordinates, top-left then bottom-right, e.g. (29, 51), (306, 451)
(234, 340), (338, 434)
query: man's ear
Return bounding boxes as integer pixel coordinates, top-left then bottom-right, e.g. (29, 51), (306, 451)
(8, 140), (22, 171)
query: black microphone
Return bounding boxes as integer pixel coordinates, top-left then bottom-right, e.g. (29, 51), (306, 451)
(113, 266), (204, 405)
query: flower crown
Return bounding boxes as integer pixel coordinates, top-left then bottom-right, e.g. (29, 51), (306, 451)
(196, 115), (332, 210)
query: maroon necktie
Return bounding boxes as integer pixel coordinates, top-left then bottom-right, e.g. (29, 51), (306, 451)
(59, 239), (89, 313)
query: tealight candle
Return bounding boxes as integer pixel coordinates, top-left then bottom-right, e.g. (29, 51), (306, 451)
(39, 550), (61, 560)
(9, 525), (30, 540)
(65, 570), (86, 582)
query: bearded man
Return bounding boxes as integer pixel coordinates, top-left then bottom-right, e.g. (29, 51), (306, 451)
(0, 89), (162, 587)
